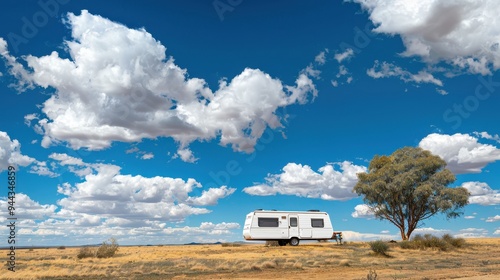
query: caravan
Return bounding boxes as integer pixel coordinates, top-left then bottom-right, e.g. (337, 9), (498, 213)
(243, 210), (341, 246)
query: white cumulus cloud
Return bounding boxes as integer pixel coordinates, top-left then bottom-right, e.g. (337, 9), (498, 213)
(460, 181), (500, 206)
(353, 0), (500, 75)
(486, 215), (500, 222)
(243, 161), (367, 201)
(419, 133), (500, 174)
(351, 204), (375, 219)
(0, 10), (318, 161)
(0, 131), (35, 171)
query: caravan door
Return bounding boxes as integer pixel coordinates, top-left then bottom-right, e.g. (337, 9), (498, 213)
(288, 215), (299, 238)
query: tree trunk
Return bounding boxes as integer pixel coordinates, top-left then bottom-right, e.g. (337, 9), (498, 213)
(400, 228), (408, 240)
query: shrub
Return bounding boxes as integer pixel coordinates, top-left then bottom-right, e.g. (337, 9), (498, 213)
(399, 234), (466, 251)
(369, 240), (389, 256)
(366, 269), (378, 280)
(57, 246), (66, 250)
(77, 247), (95, 259)
(265, 241), (280, 247)
(442, 234), (466, 248)
(96, 238), (119, 258)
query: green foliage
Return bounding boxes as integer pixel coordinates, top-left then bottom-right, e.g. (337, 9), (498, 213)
(354, 147), (470, 240)
(369, 240), (389, 256)
(96, 238), (119, 258)
(398, 234), (466, 251)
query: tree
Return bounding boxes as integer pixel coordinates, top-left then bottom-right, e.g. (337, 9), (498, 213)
(353, 147), (470, 240)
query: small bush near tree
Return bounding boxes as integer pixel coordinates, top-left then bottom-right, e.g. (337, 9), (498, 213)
(96, 238), (119, 258)
(369, 240), (389, 256)
(77, 238), (119, 259)
(77, 247), (95, 259)
(398, 234), (466, 251)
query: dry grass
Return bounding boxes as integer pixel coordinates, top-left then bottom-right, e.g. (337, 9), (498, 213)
(1, 238), (500, 279)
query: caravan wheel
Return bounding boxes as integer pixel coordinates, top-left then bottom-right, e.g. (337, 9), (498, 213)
(289, 237), (300, 246)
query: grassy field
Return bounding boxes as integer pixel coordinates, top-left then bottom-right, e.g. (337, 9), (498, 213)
(2, 238), (500, 279)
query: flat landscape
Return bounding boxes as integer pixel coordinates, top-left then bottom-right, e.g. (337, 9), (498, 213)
(2, 238), (500, 280)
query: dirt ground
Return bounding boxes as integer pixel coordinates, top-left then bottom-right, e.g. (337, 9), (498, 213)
(2, 238), (500, 279)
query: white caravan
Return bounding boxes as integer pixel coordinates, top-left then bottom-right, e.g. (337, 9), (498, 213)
(243, 210), (341, 246)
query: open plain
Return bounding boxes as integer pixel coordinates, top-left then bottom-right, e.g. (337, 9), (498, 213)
(2, 238), (500, 279)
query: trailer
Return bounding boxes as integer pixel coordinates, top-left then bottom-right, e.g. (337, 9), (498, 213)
(243, 209), (342, 246)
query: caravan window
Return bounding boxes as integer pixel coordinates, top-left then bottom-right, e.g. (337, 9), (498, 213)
(258, 218), (279, 227)
(311, 218), (324, 228)
(290, 217), (298, 227)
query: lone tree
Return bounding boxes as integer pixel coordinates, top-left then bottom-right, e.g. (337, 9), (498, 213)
(353, 147), (470, 240)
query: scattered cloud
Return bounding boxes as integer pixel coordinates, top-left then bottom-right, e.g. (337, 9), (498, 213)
(413, 227), (451, 236)
(351, 204), (375, 219)
(455, 228), (489, 238)
(0, 193), (56, 220)
(0, 10), (318, 162)
(419, 133), (500, 174)
(0, 130), (35, 171)
(341, 230), (397, 241)
(460, 182), (500, 206)
(367, 61), (443, 86)
(334, 48), (354, 63)
(436, 89), (448, 95)
(314, 48), (329, 65)
(486, 215), (500, 223)
(141, 153), (154, 160)
(474, 131), (500, 144)
(353, 0), (500, 75)
(243, 161), (367, 201)
(494, 229), (500, 235)
(464, 216), (475, 220)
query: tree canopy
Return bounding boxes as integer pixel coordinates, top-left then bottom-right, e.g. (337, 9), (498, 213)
(353, 147), (470, 240)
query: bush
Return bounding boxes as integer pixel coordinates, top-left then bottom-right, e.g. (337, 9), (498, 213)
(442, 234), (466, 248)
(96, 238), (119, 258)
(77, 247), (95, 259)
(369, 240), (389, 256)
(399, 234), (466, 251)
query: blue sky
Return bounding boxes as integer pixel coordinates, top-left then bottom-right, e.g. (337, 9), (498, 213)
(1, 0), (500, 246)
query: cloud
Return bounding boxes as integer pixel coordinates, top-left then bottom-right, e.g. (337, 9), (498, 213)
(0, 154), (240, 245)
(455, 228), (489, 238)
(0, 130), (35, 171)
(141, 153), (154, 160)
(460, 182), (500, 206)
(351, 204), (375, 219)
(56, 162), (235, 220)
(353, 0), (500, 75)
(367, 61), (443, 86)
(464, 216), (475, 220)
(413, 227), (451, 236)
(474, 131), (500, 144)
(436, 89), (448, 95)
(486, 215), (500, 223)
(419, 133), (500, 174)
(0, 193), (56, 220)
(243, 161), (367, 201)
(341, 230), (397, 241)
(314, 49), (328, 65)
(0, 10), (318, 161)
(334, 48), (354, 63)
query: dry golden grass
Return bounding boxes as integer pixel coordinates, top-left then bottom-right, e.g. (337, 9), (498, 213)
(1, 238), (500, 279)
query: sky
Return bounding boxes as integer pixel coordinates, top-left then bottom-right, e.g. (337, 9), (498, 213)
(0, 0), (499, 246)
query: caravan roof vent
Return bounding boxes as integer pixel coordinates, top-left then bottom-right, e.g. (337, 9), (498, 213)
(307, 209), (320, 212)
